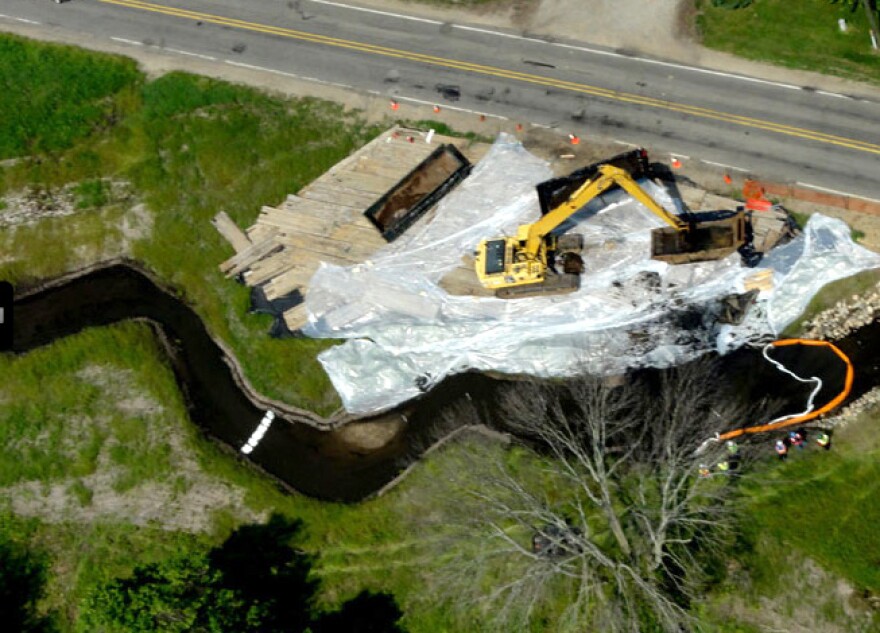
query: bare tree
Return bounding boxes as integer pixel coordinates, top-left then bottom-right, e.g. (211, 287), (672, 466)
(410, 360), (767, 632)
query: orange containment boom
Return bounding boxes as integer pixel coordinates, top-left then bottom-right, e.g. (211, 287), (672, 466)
(718, 339), (854, 441)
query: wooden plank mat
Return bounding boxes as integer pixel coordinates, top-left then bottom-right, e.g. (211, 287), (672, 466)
(283, 303), (310, 332)
(220, 236), (284, 276)
(218, 126), (491, 308)
(212, 211), (251, 253)
(243, 252), (300, 287)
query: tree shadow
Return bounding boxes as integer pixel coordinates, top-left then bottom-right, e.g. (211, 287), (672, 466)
(0, 539), (57, 633)
(208, 514), (317, 632)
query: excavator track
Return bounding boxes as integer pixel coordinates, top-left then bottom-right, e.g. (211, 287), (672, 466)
(495, 273), (580, 299)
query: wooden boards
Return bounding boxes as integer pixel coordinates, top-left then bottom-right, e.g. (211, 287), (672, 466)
(215, 126), (488, 331)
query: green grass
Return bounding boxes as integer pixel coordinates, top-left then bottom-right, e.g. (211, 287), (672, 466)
(0, 323), (179, 488)
(0, 34), (389, 413)
(782, 267), (880, 335)
(0, 323), (475, 631)
(73, 179), (110, 209)
(0, 35), (140, 158)
(696, 0), (880, 85)
(736, 410), (880, 595)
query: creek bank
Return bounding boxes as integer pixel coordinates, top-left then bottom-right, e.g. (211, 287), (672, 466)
(9, 260), (874, 501)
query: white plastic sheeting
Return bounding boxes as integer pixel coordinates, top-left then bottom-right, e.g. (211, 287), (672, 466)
(302, 135), (880, 414)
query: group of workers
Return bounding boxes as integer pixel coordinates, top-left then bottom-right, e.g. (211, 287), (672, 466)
(699, 427), (833, 477)
(699, 440), (742, 478)
(775, 428), (832, 460)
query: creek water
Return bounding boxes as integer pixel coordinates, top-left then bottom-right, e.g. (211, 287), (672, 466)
(8, 263), (878, 501)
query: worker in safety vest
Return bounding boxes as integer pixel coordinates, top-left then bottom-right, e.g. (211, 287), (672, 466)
(698, 464), (711, 478)
(726, 440), (739, 456)
(716, 460), (730, 474)
(775, 440), (788, 461)
(816, 431), (832, 451)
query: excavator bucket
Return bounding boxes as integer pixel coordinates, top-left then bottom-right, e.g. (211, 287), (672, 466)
(651, 211), (746, 264)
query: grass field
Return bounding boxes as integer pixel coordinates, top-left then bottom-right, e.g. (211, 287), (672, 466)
(696, 0), (880, 85)
(0, 323), (495, 631)
(3, 322), (879, 631)
(0, 34), (383, 414)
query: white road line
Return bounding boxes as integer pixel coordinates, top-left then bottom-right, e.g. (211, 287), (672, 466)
(13, 17), (40, 25)
(455, 24), (546, 44)
(702, 159), (748, 172)
(552, 41), (803, 91)
(670, 153), (690, 160)
(111, 36), (143, 46)
(224, 59), (353, 89)
(305, 0), (803, 92)
(816, 90), (852, 100)
(0, 14), (8, 19)
(309, 0), (441, 25)
(166, 47), (216, 61)
(394, 95), (508, 119)
(796, 181), (880, 204)
(612, 139), (639, 147)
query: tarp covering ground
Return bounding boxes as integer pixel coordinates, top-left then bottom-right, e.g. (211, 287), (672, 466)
(303, 135), (880, 414)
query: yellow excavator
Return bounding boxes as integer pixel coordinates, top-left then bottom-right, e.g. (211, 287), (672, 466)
(473, 163), (746, 299)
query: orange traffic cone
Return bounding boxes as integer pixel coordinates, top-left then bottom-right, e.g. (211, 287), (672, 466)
(406, 135), (415, 143)
(515, 123), (523, 131)
(390, 100), (400, 111)
(724, 173), (733, 185)
(569, 133), (580, 145)
(671, 157), (682, 169)
(433, 105), (441, 113)
(479, 114), (486, 122)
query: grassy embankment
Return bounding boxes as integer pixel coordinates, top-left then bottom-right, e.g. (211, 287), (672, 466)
(0, 33), (383, 415)
(696, 0), (880, 85)
(0, 322), (493, 631)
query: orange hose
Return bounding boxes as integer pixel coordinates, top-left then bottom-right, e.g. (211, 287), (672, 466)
(718, 339), (854, 441)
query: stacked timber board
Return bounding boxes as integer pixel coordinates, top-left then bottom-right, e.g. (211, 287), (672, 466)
(217, 127), (491, 332)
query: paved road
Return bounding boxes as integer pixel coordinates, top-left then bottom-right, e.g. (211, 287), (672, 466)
(5, 0), (880, 199)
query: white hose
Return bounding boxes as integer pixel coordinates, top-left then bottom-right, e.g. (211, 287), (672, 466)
(761, 342), (822, 425)
(695, 342), (824, 455)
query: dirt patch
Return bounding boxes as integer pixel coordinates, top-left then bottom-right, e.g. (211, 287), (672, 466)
(2, 364), (262, 533)
(119, 202), (154, 245)
(716, 556), (876, 633)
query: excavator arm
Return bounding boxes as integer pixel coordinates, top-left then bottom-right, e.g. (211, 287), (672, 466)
(474, 156), (746, 299)
(522, 164), (686, 258)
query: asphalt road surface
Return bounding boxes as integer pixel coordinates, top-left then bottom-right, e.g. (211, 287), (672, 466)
(5, 0), (880, 200)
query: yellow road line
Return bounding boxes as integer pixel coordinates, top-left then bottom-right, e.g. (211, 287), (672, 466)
(99, 0), (880, 156)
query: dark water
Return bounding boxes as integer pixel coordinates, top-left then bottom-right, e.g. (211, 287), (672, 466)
(8, 263), (876, 501)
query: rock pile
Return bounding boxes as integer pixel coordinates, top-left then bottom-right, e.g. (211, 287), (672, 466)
(800, 287), (880, 341)
(815, 386), (880, 430)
